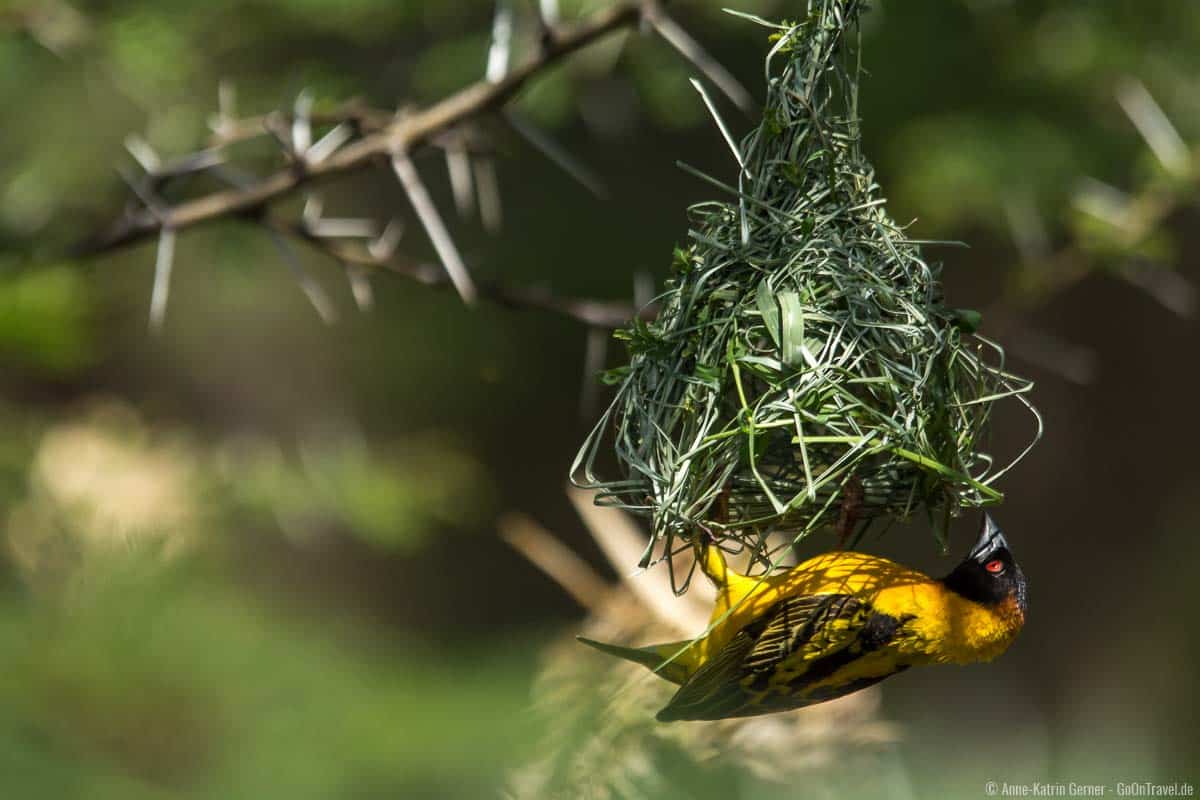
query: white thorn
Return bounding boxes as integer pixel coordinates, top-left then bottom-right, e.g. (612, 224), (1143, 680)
(347, 265), (374, 312)
(124, 134), (161, 173)
(301, 283), (338, 325)
(269, 231), (338, 325)
(505, 110), (607, 197)
(309, 218), (378, 239)
(218, 81), (237, 120)
(210, 80), (237, 136)
(538, 0), (559, 27)
(391, 150), (477, 304)
(301, 194), (375, 239)
(116, 165), (169, 218)
(473, 156), (502, 235)
(1002, 193), (1050, 263)
(161, 148), (227, 177)
(486, 1), (514, 84)
(368, 219), (405, 261)
(302, 194), (324, 231)
(293, 89), (314, 155)
(1116, 78), (1191, 178)
(1121, 263), (1197, 318)
(650, 9), (756, 115)
(1072, 177), (1134, 233)
(444, 138), (476, 218)
(149, 227), (176, 332)
(306, 122), (352, 165)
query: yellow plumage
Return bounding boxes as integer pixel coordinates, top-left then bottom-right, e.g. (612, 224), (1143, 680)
(579, 514), (1027, 721)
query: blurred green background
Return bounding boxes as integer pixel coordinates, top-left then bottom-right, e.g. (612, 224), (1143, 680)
(1, 0), (1198, 797)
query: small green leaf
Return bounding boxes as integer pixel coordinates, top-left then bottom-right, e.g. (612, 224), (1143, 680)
(755, 279), (782, 349)
(778, 291), (806, 367)
(601, 366), (631, 385)
(693, 364), (722, 389)
(672, 245), (694, 275)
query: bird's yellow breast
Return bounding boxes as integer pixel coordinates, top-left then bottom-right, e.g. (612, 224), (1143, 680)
(699, 550), (1023, 667)
(870, 582), (1024, 664)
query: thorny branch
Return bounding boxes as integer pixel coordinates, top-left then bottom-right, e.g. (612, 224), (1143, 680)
(267, 215), (656, 329)
(74, 2), (1194, 389)
(84, 2), (644, 254)
(77, 0), (751, 333)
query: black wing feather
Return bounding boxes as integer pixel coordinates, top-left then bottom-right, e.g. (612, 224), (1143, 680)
(656, 593), (905, 721)
(654, 628), (758, 722)
(742, 594), (861, 676)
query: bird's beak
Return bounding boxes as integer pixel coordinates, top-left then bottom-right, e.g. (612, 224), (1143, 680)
(967, 512), (1008, 561)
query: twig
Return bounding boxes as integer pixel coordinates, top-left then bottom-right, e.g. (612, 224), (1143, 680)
(78, 1), (648, 256)
(72, 2), (760, 331)
(209, 101), (393, 147)
(267, 216), (654, 328)
(566, 487), (712, 634)
(499, 511), (613, 612)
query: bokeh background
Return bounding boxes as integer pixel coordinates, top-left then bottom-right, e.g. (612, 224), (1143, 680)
(1, 1), (1198, 797)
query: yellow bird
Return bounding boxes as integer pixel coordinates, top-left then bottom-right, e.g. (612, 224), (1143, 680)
(579, 514), (1027, 721)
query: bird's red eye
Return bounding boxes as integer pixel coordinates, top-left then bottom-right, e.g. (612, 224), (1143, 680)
(985, 559), (1005, 574)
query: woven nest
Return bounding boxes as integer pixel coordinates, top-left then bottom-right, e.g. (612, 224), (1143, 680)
(574, 0), (1039, 582)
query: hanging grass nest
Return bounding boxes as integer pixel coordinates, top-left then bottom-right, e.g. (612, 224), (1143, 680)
(574, 0), (1040, 582)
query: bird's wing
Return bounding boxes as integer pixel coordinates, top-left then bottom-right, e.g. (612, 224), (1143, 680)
(654, 626), (760, 722)
(742, 593), (863, 673)
(657, 593), (905, 721)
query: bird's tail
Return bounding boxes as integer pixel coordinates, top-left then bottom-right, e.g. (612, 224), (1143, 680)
(576, 636), (695, 685)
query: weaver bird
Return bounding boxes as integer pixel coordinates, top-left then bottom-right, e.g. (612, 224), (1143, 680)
(579, 514), (1027, 721)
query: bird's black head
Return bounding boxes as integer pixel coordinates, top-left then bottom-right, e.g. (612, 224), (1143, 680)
(942, 514), (1028, 614)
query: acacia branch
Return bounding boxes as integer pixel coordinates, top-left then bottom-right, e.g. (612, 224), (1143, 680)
(267, 216), (654, 329)
(78, 1), (648, 256)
